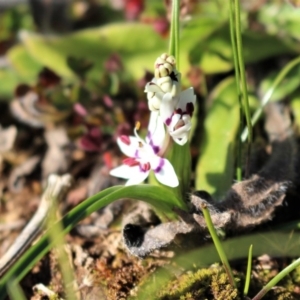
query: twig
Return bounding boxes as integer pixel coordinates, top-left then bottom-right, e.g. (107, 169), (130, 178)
(33, 283), (64, 300)
(0, 174), (72, 277)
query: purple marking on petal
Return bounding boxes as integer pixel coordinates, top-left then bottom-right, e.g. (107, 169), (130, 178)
(139, 162), (151, 173)
(149, 138), (160, 154)
(152, 145), (160, 154)
(165, 117), (172, 126)
(186, 102), (194, 116)
(154, 158), (165, 173)
(175, 108), (183, 115)
(134, 149), (139, 158)
(123, 157), (139, 166)
(120, 135), (131, 145)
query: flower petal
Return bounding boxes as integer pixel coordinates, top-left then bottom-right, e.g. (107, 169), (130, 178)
(169, 115), (192, 145)
(116, 136), (139, 158)
(109, 164), (134, 179)
(168, 113), (181, 130)
(147, 92), (164, 111)
(148, 111), (160, 135)
(110, 164), (149, 185)
(170, 125), (191, 138)
(154, 159), (179, 187)
(147, 112), (165, 153)
(144, 81), (163, 93)
(170, 133), (188, 145)
(177, 87), (196, 111)
(125, 167), (149, 185)
(159, 93), (178, 125)
(156, 76), (173, 93)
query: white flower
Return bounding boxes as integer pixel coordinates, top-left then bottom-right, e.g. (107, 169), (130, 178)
(145, 73), (181, 111)
(110, 121), (179, 187)
(160, 87), (196, 145)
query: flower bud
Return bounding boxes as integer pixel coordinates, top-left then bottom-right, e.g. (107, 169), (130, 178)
(154, 53), (176, 78)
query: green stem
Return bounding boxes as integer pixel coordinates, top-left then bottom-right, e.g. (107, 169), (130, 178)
(169, 0), (180, 65)
(169, 0), (176, 56)
(242, 55), (300, 142)
(234, 0), (252, 143)
(252, 257), (300, 300)
(7, 280), (26, 300)
(244, 244), (253, 296)
(229, 0), (242, 181)
(201, 204), (236, 288)
(174, 0), (180, 69)
(47, 201), (77, 300)
(229, 0), (240, 97)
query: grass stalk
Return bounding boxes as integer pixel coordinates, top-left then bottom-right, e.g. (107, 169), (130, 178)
(229, 0), (243, 181)
(243, 244), (253, 296)
(46, 199), (77, 300)
(0, 185), (185, 300)
(169, 0), (180, 65)
(252, 257), (300, 300)
(7, 280), (26, 300)
(168, 0), (176, 56)
(174, 0), (180, 68)
(201, 203), (236, 288)
(242, 55), (300, 141)
(234, 0), (252, 144)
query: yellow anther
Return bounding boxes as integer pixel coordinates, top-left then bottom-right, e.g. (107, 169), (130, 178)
(135, 121), (141, 130)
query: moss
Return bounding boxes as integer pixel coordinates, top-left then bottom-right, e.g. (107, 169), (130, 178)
(248, 267), (298, 300)
(267, 287), (295, 300)
(211, 272), (239, 300)
(289, 262), (300, 291)
(157, 265), (240, 300)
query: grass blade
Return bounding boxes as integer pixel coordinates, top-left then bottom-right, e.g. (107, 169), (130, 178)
(244, 244), (253, 296)
(201, 203), (236, 288)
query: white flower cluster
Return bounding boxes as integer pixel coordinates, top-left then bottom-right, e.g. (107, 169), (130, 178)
(145, 54), (196, 145)
(110, 54), (196, 187)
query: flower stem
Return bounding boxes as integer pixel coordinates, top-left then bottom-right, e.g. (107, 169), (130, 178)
(234, 0), (252, 144)
(201, 203), (236, 288)
(168, 0), (175, 56)
(169, 0), (180, 68)
(229, 0), (242, 181)
(174, 0), (180, 69)
(252, 257), (300, 300)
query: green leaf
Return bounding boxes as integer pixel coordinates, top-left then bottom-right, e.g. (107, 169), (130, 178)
(0, 45), (42, 98)
(6, 281), (26, 300)
(291, 91), (300, 130)
(17, 24), (168, 81)
(258, 2), (300, 42)
(183, 19), (296, 75)
(7, 44), (42, 79)
(260, 66), (300, 102)
(0, 69), (21, 99)
(166, 142), (191, 201)
(5, 17), (295, 99)
(0, 184), (186, 299)
(66, 56), (94, 78)
(195, 77), (240, 198)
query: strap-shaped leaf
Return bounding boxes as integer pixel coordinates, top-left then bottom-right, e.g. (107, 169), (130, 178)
(0, 184), (185, 298)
